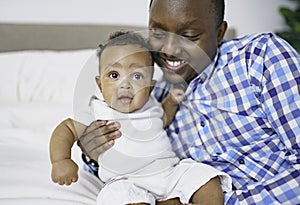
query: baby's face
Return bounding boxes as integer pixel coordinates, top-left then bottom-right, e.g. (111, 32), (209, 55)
(97, 44), (154, 113)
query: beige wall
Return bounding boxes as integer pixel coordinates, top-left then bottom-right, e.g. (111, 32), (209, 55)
(0, 0), (296, 37)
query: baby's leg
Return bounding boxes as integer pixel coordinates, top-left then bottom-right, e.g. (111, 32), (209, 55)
(97, 179), (155, 205)
(156, 198), (181, 205)
(165, 159), (231, 204)
(190, 177), (223, 205)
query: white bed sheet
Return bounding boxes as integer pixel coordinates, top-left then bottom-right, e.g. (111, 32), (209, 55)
(0, 127), (101, 205)
(0, 50), (102, 205)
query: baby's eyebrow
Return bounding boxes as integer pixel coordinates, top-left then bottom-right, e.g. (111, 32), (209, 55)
(129, 63), (148, 68)
(100, 63), (120, 74)
(109, 62), (122, 67)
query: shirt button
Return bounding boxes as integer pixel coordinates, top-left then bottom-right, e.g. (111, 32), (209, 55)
(212, 156), (218, 161)
(199, 73), (208, 84)
(200, 121), (205, 127)
(238, 158), (245, 164)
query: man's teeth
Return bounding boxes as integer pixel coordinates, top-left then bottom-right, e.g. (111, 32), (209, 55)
(166, 60), (184, 67)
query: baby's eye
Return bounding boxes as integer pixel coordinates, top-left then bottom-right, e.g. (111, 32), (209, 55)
(109, 72), (119, 79)
(133, 73), (143, 80)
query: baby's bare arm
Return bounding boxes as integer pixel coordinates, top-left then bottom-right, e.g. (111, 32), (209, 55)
(49, 118), (87, 185)
(49, 118), (86, 164)
(49, 118), (122, 185)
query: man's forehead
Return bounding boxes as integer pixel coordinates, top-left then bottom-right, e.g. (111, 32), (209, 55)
(149, 0), (211, 18)
(150, 0), (211, 9)
(149, 0), (212, 29)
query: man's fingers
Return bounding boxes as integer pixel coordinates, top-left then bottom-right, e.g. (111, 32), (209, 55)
(89, 140), (115, 160)
(101, 122), (121, 135)
(77, 120), (121, 160)
(84, 121), (120, 140)
(79, 121), (120, 145)
(79, 127), (121, 160)
(84, 120), (108, 134)
(85, 130), (121, 151)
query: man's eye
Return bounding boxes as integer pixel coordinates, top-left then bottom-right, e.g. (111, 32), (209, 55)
(150, 29), (166, 39)
(109, 72), (119, 79)
(182, 33), (201, 41)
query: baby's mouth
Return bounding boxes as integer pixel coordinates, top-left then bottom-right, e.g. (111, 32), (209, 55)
(118, 96), (133, 104)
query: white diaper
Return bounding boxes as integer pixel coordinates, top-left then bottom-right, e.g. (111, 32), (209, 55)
(97, 178), (156, 205)
(96, 158), (232, 205)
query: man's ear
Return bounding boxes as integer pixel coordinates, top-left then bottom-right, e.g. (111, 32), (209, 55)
(217, 21), (228, 45)
(95, 76), (102, 91)
(150, 80), (157, 93)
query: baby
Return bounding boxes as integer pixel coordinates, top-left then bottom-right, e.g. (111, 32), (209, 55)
(49, 31), (231, 205)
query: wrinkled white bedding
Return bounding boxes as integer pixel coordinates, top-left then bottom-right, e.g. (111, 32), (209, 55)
(0, 50), (102, 205)
(0, 127), (101, 205)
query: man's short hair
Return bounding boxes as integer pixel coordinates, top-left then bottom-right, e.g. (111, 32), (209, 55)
(149, 0), (225, 28)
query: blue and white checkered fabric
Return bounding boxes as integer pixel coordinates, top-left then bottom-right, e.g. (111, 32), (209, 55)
(154, 33), (300, 204)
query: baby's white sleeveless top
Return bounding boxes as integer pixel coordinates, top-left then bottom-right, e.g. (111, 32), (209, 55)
(89, 91), (179, 182)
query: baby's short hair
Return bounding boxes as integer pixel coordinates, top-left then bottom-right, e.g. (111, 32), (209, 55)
(97, 30), (154, 65)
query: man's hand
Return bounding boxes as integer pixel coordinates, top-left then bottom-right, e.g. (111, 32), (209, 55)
(168, 87), (185, 105)
(162, 87), (185, 128)
(51, 159), (78, 186)
(77, 120), (122, 161)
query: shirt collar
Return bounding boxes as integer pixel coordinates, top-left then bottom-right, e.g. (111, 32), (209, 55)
(186, 50), (220, 92)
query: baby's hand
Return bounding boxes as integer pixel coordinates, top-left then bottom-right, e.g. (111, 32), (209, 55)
(51, 159), (78, 185)
(168, 87), (185, 105)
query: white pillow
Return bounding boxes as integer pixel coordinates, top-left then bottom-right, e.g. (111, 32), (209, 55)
(0, 49), (97, 104)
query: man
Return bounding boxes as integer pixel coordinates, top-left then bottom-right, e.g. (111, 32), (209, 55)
(57, 0), (300, 204)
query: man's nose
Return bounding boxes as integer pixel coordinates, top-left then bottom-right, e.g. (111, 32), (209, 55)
(161, 33), (181, 57)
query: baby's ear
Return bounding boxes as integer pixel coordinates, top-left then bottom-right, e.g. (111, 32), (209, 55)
(150, 80), (156, 93)
(95, 76), (102, 90)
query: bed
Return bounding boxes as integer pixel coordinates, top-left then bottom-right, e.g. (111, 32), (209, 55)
(0, 23), (235, 204)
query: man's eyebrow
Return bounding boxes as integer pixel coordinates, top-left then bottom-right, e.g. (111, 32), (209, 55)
(182, 19), (200, 27)
(149, 19), (165, 29)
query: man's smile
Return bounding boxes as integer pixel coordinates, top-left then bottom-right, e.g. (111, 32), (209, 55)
(159, 55), (188, 73)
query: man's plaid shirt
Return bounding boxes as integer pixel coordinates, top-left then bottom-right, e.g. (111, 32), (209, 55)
(154, 33), (300, 204)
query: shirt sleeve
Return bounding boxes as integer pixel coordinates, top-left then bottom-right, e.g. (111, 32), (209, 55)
(259, 34), (300, 164)
(225, 33), (300, 204)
